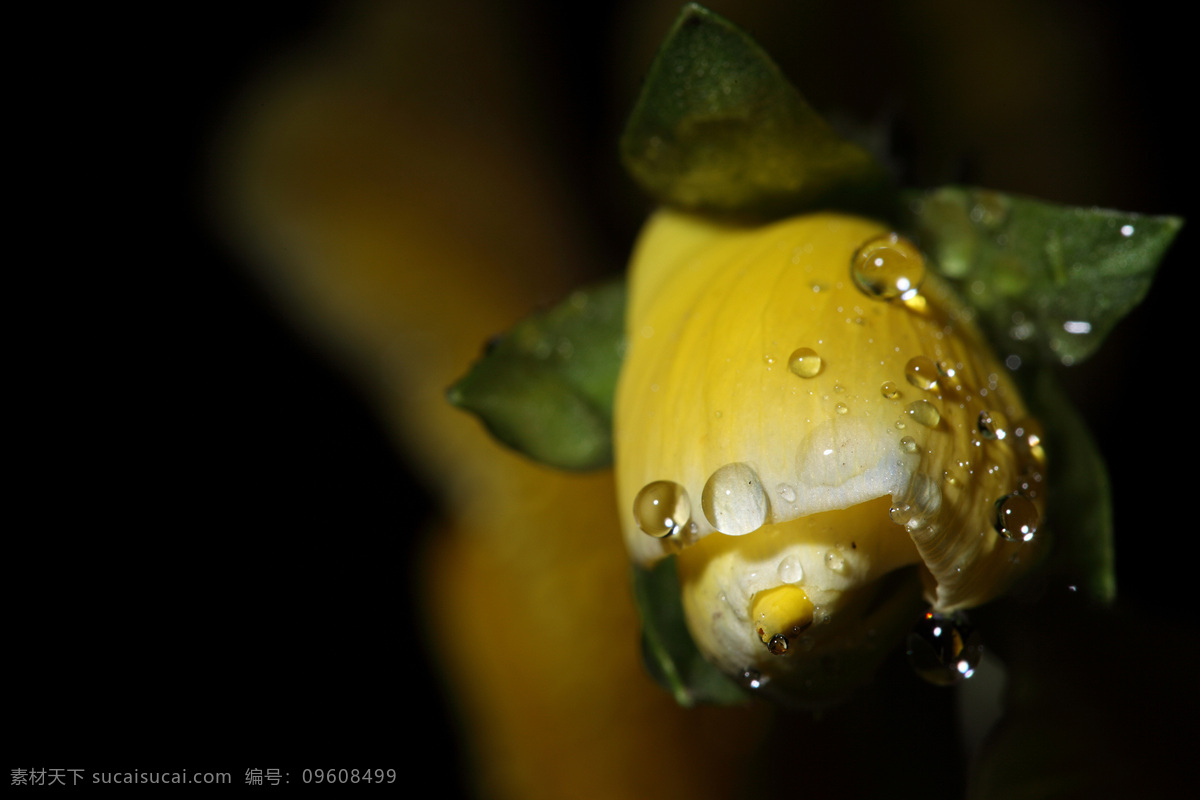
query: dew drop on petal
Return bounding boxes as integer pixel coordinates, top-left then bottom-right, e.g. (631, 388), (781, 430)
(835, 402), (849, 415)
(633, 480), (691, 538)
(993, 494), (1039, 542)
(851, 233), (927, 301)
(824, 550), (846, 573)
(788, 347), (823, 378)
(880, 381), (901, 400)
(905, 356), (940, 391)
(905, 399), (942, 428)
(777, 483), (797, 503)
(899, 436), (919, 454)
(777, 555), (804, 584)
(978, 409), (1009, 440)
(702, 463), (769, 535)
(767, 634), (790, 656)
(907, 611), (983, 686)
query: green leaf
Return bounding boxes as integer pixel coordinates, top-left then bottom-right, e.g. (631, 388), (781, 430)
(901, 186), (1182, 366)
(620, 3), (890, 219)
(632, 557), (748, 707)
(447, 280), (625, 470)
(1027, 367), (1114, 603)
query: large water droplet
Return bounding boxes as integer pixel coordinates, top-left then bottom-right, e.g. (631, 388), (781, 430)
(905, 356), (939, 391)
(880, 381), (901, 400)
(767, 634), (789, 656)
(907, 611), (982, 686)
(994, 494), (1038, 542)
(788, 347), (823, 378)
(851, 233), (926, 301)
(905, 399), (942, 428)
(702, 463), (769, 535)
(777, 555), (804, 584)
(633, 481), (691, 538)
(978, 409), (1009, 440)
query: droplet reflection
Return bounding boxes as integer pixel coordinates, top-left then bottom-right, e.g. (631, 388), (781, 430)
(907, 611), (982, 686)
(633, 480), (691, 538)
(851, 233), (926, 301)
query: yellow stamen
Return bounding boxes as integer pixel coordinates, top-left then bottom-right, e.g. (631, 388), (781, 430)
(751, 585), (815, 654)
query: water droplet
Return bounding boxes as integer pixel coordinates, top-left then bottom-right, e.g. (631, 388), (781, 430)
(767, 634), (790, 656)
(899, 436), (919, 454)
(939, 360), (957, 377)
(851, 233), (926, 301)
(907, 611), (982, 686)
(702, 463), (769, 535)
(1013, 419), (1046, 467)
(777, 483), (797, 503)
(994, 494), (1038, 542)
(978, 409), (1009, 440)
(825, 550), (846, 572)
(788, 347), (823, 378)
(633, 481), (691, 538)
(905, 356), (940, 391)
(905, 400), (942, 428)
(835, 402), (849, 415)
(777, 555), (804, 584)
(1062, 320), (1092, 335)
(880, 381), (901, 400)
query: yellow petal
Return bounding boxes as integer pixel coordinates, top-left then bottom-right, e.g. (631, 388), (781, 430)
(615, 209), (1046, 694)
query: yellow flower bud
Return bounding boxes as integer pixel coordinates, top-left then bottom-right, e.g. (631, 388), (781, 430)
(615, 209), (1047, 699)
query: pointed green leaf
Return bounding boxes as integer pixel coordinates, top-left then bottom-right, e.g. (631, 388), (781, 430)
(1030, 367), (1115, 603)
(447, 280), (625, 470)
(621, 3), (890, 219)
(902, 186), (1182, 366)
(633, 557), (748, 707)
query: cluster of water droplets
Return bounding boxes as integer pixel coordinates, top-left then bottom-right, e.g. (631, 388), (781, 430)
(850, 231), (1047, 559)
(628, 227), (1046, 695)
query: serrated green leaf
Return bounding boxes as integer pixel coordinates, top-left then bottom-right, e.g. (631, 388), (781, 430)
(620, 3), (890, 219)
(447, 280), (625, 470)
(633, 557), (748, 707)
(901, 186), (1182, 366)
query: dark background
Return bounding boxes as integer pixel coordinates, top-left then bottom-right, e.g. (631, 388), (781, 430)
(10, 0), (1195, 793)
